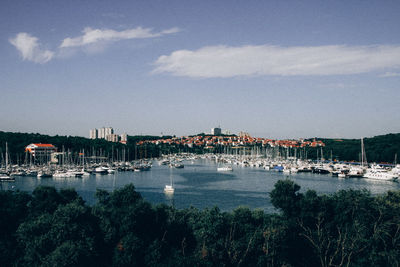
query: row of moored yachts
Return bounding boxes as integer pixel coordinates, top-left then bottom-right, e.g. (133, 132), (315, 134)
(2, 153), (399, 182)
(0, 161), (153, 181)
(211, 154), (400, 181)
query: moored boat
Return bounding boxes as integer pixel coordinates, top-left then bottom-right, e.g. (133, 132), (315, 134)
(0, 173), (15, 181)
(217, 166), (233, 172)
(94, 166), (108, 174)
(364, 164), (398, 181)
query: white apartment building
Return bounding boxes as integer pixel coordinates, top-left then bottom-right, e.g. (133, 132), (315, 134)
(120, 133), (128, 144)
(25, 143), (57, 158)
(90, 127), (126, 144)
(106, 133), (120, 142)
(104, 127), (114, 138)
(89, 129), (98, 139)
(98, 128), (106, 139)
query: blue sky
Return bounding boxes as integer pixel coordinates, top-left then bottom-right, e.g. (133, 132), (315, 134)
(1, 0), (400, 139)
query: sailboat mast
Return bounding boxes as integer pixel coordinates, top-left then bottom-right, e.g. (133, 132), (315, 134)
(5, 142), (8, 173)
(361, 138), (367, 168)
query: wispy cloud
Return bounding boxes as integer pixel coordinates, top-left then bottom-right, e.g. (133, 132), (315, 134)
(380, 72), (400, 77)
(60, 26), (180, 48)
(9, 33), (54, 64)
(153, 45), (400, 78)
(10, 26), (180, 63)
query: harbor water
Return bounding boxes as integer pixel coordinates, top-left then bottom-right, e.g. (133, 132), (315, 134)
(2, 159), (400, 213)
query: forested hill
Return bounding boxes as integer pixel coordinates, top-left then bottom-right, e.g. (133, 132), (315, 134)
(0, 131), (399, 163)
(308, 133), (400, 163)
(0, 131), (170, 162)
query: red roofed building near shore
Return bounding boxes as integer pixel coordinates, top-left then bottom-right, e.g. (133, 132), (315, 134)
(25, 143), (57, 157)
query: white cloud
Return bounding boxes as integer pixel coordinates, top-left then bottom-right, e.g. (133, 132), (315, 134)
(60, 26), (180, 48)
(153, 45), (400, 78)
(9, 33), (54, 64)
(380, 72), (400, 77)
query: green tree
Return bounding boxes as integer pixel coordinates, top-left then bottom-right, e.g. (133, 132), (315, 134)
(17, 200), (103, 266)
(270, 179), (302, 217)
(0, 190), (31, 267)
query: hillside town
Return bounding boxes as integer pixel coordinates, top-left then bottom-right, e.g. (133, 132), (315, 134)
(136, 128), (325, 149)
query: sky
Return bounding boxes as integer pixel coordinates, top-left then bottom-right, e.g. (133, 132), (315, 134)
(1, 0), (400, 139)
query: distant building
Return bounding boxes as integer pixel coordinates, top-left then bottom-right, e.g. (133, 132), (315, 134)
(211, 127), (222, 135)
(106, 133), (120, 142)
(89, 129), (98, 139)
(98, 128), (105, 139)
(239, 131), (251, 138)
(90, 127), (127, 144)
(91, 127), (114, 140)
(104, 127), (114, 139)
(120, 133), (128, 144)
(25, 144), (57, 160)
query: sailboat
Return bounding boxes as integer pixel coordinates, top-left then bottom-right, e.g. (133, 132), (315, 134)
(0, 142), (15, 181)
(348, 138), (367, 178)
(164, 172), (175, 194)
(216, 155), (233, 171)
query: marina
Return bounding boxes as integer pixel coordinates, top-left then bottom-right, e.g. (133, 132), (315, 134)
(1, 154), (399, 212)
(2, 2), (400, 265)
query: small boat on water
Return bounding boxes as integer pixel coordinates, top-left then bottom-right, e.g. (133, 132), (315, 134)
(159, 159), (170, 165)
(37, 171), (53, 178)
(75, 169), (91, 177)
(164, 172), (175, 194)
(53, 169), (84, 178)
(347, 167), (365, 178)
(0, 173), (15, 181)
(217, 166), (233, 172)
(107, 168), (116, 174)
(0, 143), (15, 181)
(164, 184), (175, 194)
(53, 170), (75, 178)
(169, 162), (184, 169)
(174, 163), (184, 169)
(133, 164), (151, 172)
(94, 166), (108, 174)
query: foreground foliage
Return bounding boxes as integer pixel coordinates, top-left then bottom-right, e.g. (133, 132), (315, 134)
(1, 180), (399, 266)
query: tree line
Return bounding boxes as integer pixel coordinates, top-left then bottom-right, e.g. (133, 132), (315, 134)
(1, 180), (399, 266)
(304, 133), (400, 163)
(0, 131), (180, 164)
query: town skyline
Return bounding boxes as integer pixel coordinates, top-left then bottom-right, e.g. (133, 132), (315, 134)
(1, 1), (400, 139)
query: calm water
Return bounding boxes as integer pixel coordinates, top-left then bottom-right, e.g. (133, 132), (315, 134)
(2, 159), (400, 212)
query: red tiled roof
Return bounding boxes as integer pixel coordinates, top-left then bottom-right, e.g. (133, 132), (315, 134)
(33, 144), (55, 148)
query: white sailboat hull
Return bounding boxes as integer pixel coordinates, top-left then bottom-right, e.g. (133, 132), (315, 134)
(164, 185), (174, 194)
